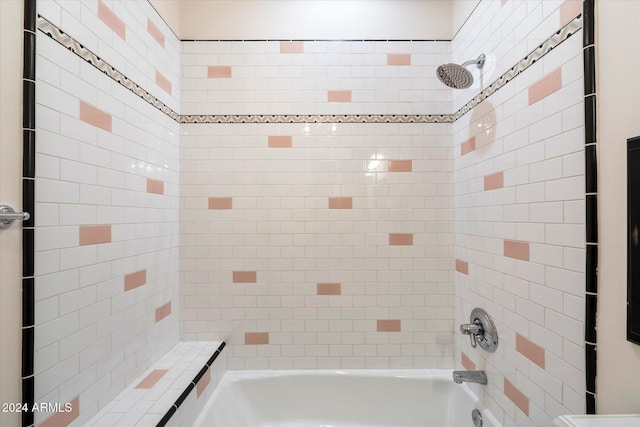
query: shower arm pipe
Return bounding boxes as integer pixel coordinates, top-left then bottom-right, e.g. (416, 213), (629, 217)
(461, 54), (486, 69)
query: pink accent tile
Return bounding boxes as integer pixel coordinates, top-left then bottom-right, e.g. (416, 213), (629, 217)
(328, 197), (353, 209)
(504, 378), (530, 416)
(233, 271), (257, 283)
(561, 0), (582, 25)
(389, 233), (413, 246)
(387, 53), (411, 66)
(455, 259), (469, 275)
(196, 368), (211, 397)
(39, 397), (79, 427)
(80, 101), (112, 132)
(268, 136), (292, 148)
(504, 240), (530, 261)
(317, 283), (341, 295)
(146, 178), (164, 194)
(155, 302), (171, 322)
(79, 225), (111, 246)
(388, 160), (412, 172)
(156, 70), (172, 95)
(516, 333), (545, 368)
(208, 66), (232, 78)
(484, 171), (504, 191)
(328, 90), (352, 102)
(147, 18), (165, 47)
(280, 41), (304, 53)
(245, 332), (269, 344)
(528, 69), (562, 105)
(461, 352), (476, 371)
(124, 270), (147, 292)
(98, 0), (126, 40)
(208, 197), (233, 209)
(502, 0), (508, 4)
(377, 319), (401, 332)
(135, 369), (168, 389)
(460, 136), (476, 155)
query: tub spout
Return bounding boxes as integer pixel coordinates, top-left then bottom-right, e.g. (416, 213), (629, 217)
(453, 370), (487, 385)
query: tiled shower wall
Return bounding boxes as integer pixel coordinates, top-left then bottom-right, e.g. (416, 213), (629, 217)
(34, 1), (180, 425)
(453, 1), (585, 427)
(179, 41), (456, 369)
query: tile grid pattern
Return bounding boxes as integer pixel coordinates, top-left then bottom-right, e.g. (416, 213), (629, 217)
(23, 3), (596, 427)
(36, 14), (582, 125)
(33, 1), (181, 425)
(81, 341), (226, 427)
(453, 1), (586, 425)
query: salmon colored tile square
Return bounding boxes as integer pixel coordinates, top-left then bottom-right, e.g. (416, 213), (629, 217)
(245, 332), (269, 344)
(484, 171), (504, 191)
(196, 369), (211, 398)
(328, 197), (353, 209)
(455, 259), (469, 275)
(516, 333), (545, 368)
(135, 369), (168, 388)
(561, 0), (582, 25)
(528, 69), (562, 105)
(328, 90), (352, 102)
(233, 271), (257, 283)
(387, 53), (411, 66)
(155, 302), (171, 322)
(377, 319), (401, 332)
(146, 178), (164, 194)
(147, 18), (165, 48)
(268, 136), (292, 148)
(388, 160), (412, 172)
(504, 378), (529, 416)
(39, 396), (79, 427)
(317, 283), (341, 295)
(461, 352), (476, 371)
(389, 233), (413, 246)
(79, 225), (111, 246)
(124, 270), (147, 292)
(80, 101), (112, 132)
(98, 0), (126, 40)
(504, 240), (530, 261)
(208, 197), (233, 209)
(156, 70), (172, 95)
(280, 41), (304, 53)
(208, 66), (232, 78)
(461, 136), (476, 155)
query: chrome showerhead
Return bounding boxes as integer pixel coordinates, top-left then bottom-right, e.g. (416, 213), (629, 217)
(436, 54), (486, 89)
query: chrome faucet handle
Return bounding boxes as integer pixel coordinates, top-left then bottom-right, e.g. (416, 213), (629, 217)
(460, 321), (483, 348)
(460, 308), (498, 353)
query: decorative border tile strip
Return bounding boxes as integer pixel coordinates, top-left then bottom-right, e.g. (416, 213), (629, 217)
(180, 114), (454, 124)
(36, 14), (582, 125)
(36, 15), (180, 122)
(453, 14), (583, 121)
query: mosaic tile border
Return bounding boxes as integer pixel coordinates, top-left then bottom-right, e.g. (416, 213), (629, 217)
(453, 14), (583, 121)
(36, 14), (582, 125)
(180, 114), (454, 124)
(36, 16), (180, 122)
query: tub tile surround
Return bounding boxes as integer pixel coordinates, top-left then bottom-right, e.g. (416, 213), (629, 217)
(27, 1), (588, 427)
(453, 1), (585, 426)
(34, 1), (181, 425)
(83, 341), (226, 427)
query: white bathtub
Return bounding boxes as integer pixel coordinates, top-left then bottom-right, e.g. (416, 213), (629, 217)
(193, 370), (501, 427)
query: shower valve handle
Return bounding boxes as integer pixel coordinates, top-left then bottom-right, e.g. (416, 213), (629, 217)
(460, 321), (483, 348)
(459, 308), (499, 353)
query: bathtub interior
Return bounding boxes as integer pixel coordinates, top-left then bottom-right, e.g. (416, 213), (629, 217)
(193, 370), (501, 427)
